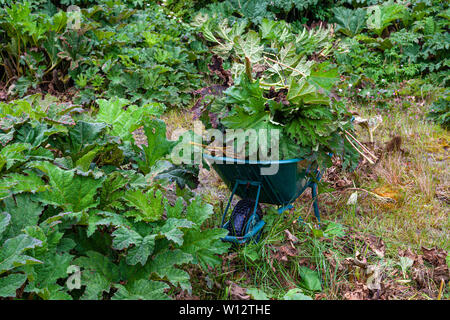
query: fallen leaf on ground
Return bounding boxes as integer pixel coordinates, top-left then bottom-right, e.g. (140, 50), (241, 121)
(366, 264), (383, 291)
(422, 247), (448, 267)
(226, 281), (250, 300)
(284, 229), (299, 244)
(272, 245), (298, 262)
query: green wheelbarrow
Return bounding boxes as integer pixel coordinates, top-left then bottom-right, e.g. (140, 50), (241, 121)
(204, 154), (322, 244)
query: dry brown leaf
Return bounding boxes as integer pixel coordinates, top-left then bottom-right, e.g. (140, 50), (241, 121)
(422, 247), (448, 267)
(284, 229), (299, 244)
(226, 281), (250, 300)
(272, 245), (298, 262)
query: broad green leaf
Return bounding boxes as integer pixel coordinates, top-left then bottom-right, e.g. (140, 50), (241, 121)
(367, 4), (407, 36)
(113, 279), (170, 300)
(159, 218), (195, 245)
(134, 119), (176, 174)
(112, 226), (156, 266)
(75, 251), (120, 300)
(0, 212), (11, 238)
(222, 108), (272, 130)
(147, 250), (193, 290)
(75, 146), (101, 171)
(124, 188), (166, 222)
(32, 284), (73, 300)
(1, 171), (47, 196)
(332, 7), (367, 37)
(96, 98), (164, 142)
(299, 266), (322, 291)
(87, 211), (132, 237)
(15, 122), (57, 148)
(0, 273), (27, 297)
(33, 162), (104, 212)
(25, 252), (73, 294)
(66, 121), (108, 159)
(283, 288), (313, 300)
(154, 164), (200, 190)
(225, 75), (265, 114)
(3, 194), (44, 239)
(185, 197), (214, 226)
(181, 228), (230, 269)
(287, 78), (329, 105)
(126, 235), (156, 266)
(0, 143), (29, 171)
(247, 288), (269, 300)
(307, 62), (338, 93)
(112, 227), (142, 250)
(0, 234), (42, 274)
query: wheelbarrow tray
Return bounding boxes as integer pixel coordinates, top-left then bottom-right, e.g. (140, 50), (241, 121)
(204, 154), (318, 207)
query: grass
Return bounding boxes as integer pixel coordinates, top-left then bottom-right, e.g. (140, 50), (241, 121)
(164, 97), (449, 300)
(335, 102), (449, 251)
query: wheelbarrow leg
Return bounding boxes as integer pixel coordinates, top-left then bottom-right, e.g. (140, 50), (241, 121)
(221, 181), (239, 227)
(311, 182), (321, 224)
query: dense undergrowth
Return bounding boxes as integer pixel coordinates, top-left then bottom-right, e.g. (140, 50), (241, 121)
(0, 0), (449, 300)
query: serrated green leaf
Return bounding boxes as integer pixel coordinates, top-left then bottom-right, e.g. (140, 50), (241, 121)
(0, 212), (11, 238)
(159, 218), (195, 245)
(0, 273), (27, 297)
(112, 227), (142, 250)
(113, 279), (170, 300)
(33, 162), (104, 212)
(0, 234), (42, 274)
(96, 98), (163, 142)
(2, 170), (47, 196)
(185, 197), (214, 226)
(181, 228), (230, 269)
(87, 211), (132, 237)
(68, 121), (108, 156)
(75, 251), (120, 300)
(134, 119), (176, 174)
(2, 194), (44, 239)
(126, 235), (156, 266)
(124, 188), (166, 222)
(147, 249), (193, 291)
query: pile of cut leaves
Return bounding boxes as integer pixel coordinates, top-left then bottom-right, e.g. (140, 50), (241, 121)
(192, 18), (360, 169)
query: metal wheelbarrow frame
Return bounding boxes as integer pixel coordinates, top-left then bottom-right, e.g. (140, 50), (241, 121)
(204, 154), (322, 244)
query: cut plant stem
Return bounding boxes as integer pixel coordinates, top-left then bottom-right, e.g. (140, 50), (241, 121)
(345, 135), (375, 165)
(189, 141), (238, 158)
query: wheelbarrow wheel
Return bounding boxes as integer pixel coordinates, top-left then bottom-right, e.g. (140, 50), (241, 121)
(227, 199), (262, 237)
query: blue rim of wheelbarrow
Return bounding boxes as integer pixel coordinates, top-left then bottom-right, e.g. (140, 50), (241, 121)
(203, 154), (305, 165)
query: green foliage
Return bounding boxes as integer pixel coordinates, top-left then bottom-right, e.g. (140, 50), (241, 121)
(427, 94), (450, 129)
(0, 96), (229, 300)
(366, 2), (407, 36)
(195, 19), (359, 169)
(195, 0), (333, 25)
(332, 6), (366, 37)
(0, 1), (206, 107)
(334, 0), (449, 88)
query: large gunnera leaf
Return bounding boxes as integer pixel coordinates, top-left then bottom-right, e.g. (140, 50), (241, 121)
(0, 234), (42, 274)
(33, 162), (104, 212)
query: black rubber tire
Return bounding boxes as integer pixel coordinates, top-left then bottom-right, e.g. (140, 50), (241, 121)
(227, 199), (262, 237)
